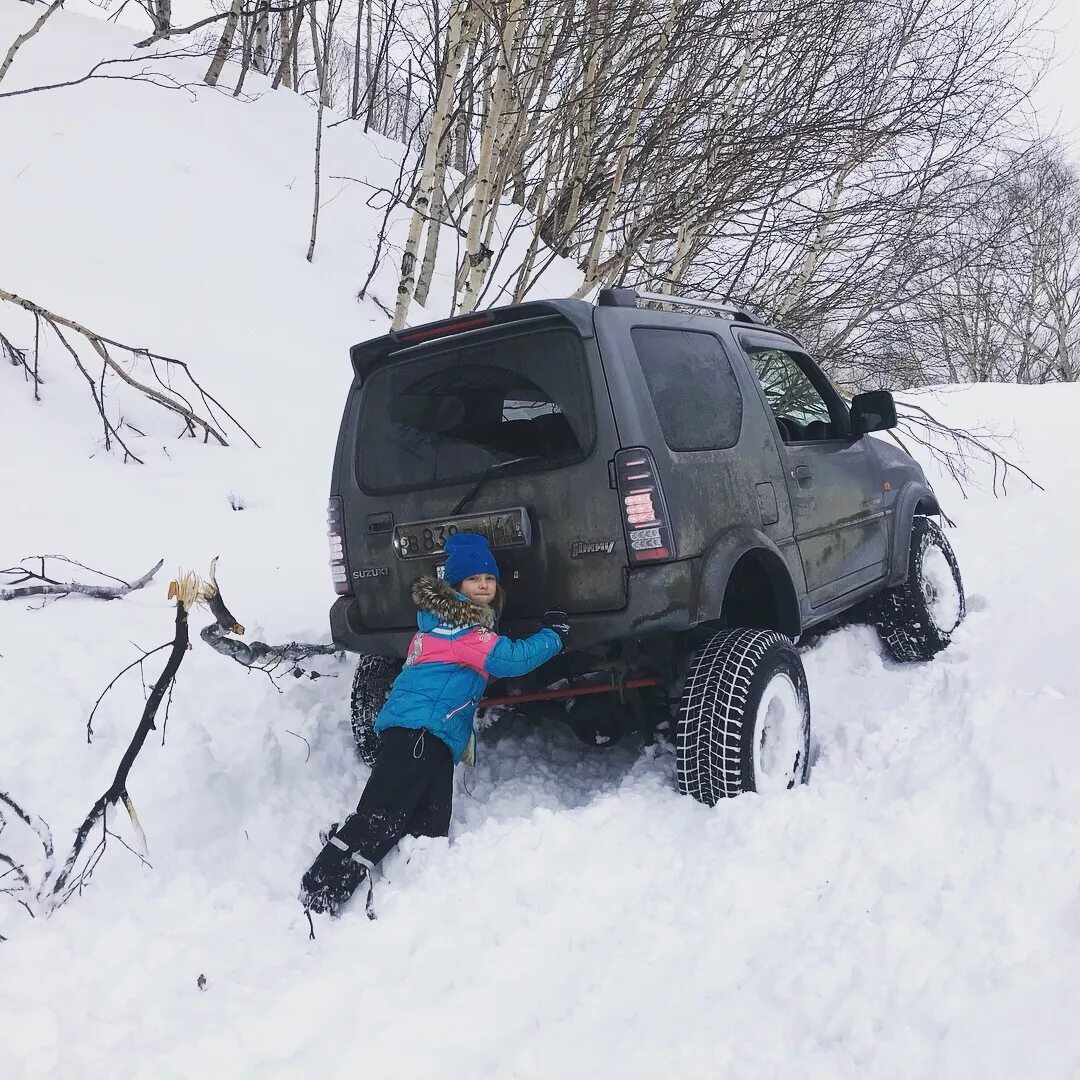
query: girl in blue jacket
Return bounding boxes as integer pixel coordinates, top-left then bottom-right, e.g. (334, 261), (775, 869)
(300, 532), (569, 918)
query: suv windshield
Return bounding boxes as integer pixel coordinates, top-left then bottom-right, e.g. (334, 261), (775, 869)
(359, 326), (593, 493)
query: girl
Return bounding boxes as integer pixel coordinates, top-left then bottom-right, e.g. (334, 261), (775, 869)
(300, 531), (570, 918)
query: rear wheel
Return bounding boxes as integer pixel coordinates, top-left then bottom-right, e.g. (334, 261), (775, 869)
(676, 629), (811, 806)
(349, 654), (401, 765)
(874, 516), (965, 663)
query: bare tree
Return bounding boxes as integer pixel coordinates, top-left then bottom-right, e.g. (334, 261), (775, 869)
(0, 0), (65, 89)
(307, 0), (345, 261)
(392, 0), (477, 329)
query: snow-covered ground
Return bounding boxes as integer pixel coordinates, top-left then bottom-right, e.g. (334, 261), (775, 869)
(3, 7), (1080, 1078)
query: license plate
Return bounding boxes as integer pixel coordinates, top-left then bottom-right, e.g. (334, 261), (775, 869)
(393, 507), (532, 561)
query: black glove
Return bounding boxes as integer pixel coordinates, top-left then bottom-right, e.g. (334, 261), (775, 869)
(542, 609), (571, 640)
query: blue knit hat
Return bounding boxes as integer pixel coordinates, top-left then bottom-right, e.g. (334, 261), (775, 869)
(443, 532), (499, 585)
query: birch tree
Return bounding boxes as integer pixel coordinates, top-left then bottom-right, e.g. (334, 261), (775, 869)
(456, 0), (526, 313)
(392, 0), (477, 329)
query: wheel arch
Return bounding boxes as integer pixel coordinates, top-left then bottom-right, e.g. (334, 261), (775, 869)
(888, 483), (942, 586)
(693, 526), (802, 638)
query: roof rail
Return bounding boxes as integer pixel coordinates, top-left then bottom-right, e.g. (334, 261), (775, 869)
(596, 286), (763, 325)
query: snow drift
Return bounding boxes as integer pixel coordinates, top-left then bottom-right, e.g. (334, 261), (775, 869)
(3, 7), (1080, 1078)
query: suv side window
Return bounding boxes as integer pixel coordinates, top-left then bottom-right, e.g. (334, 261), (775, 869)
(632, 327), (743, 451)
(747, 346), (846, 443)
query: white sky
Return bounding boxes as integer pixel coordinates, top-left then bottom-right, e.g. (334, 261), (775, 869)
(1031, 2), (1080, 151)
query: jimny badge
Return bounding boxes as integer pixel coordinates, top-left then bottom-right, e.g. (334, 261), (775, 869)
(570, 540), (616, 558)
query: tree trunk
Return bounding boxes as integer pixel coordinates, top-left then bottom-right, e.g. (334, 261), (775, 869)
(351, 0), (365, 118)
(392, 0), (476, 330)
(457, 0), (525, 314)
(204, 0), (244, 88)
(364, 0), (375, 125)
(271, 5), (304, 90)
(254, 2), (270, 74)
(414, 148), (448, 307)
(309, 0), (329, 107)
(279, 7), (295, 90)
(307, 2), (327, 261)
(233, 9), (256, 97)
(401, 57), (413, 142)
(573, 0), (685, 300)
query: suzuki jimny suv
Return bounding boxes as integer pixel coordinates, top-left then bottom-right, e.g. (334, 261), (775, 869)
(327, 287), (965, 805)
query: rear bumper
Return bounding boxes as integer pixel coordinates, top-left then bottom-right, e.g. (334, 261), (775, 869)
(329, 558), (698, 658)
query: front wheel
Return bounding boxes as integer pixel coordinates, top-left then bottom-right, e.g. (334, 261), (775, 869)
(676, 629), (811, 806)
(874, 516), (965, 663)
(349, 654), (401, 765)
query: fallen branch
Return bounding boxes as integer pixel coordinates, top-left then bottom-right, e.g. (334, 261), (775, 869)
(0, 48), (203, 100)
(199, 558), (338, 680)
(1, 288), (258, 460)
(1, 322), (41, 396)
(45, 576), (198, 908)
(0, 790), (54, 931)
(1, 556), (163, 602)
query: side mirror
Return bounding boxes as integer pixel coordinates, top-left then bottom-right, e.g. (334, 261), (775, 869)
(850, 390), (897, 436)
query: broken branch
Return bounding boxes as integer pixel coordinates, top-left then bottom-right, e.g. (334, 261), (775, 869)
(0, 557), (163, 602)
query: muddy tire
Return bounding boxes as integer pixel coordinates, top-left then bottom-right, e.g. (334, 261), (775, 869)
(349, 654), (401, 765)
(874, 516), (965, 663)
(676, 629), (811, 806)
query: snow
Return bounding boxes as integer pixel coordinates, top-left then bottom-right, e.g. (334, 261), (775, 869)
(4, 6), (1080, 1078)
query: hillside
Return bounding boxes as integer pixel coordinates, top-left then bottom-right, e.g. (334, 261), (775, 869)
(4, 7), (1080, 1078)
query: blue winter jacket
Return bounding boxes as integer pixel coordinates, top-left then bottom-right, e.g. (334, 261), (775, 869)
(373, 577), (563, 762)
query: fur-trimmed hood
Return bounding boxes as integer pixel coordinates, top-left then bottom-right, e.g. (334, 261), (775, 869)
(412, 576), (496, 630)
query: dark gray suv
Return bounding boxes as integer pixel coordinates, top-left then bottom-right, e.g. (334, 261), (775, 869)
(328, 288), (965, 805)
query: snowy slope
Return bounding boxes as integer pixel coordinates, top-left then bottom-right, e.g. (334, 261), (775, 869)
(4, 7), (1080, 1079)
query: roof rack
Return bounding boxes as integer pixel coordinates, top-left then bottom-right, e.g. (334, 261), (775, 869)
(596, 286), (763, 325)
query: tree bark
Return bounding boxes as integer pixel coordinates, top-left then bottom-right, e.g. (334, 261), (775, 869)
(306, 0), (327, 260)
(271, 4), (304, 90)
(203, 0), (243, 88)
(456, 0), (525, 313)
(414, 147), (448, 306)
(254, 1), (270, 73)
(351, 0), (365, 117)
(392, 0), (476, 330)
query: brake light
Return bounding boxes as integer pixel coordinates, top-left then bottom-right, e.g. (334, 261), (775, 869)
(614, 448), (676, 564)
(328, 497), (351, 595)
(397, 314), (491, 344)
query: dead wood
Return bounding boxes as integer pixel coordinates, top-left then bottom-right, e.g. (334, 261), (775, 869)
(0, 556), (163, 602)
(1, 288), (258, 461)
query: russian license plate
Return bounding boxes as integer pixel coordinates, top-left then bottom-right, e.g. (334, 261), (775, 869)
(393, 507), (532, 561)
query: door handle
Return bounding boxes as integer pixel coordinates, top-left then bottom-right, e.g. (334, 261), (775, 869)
(791, 465), (811, 483)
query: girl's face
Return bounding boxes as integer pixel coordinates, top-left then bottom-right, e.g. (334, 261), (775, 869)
(458, 574), (498, 606)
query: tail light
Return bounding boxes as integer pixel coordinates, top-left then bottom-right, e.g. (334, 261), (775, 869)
(397, 313), (491, 344)
(614, 448), (676, 564)
(327, 497), (351, 595)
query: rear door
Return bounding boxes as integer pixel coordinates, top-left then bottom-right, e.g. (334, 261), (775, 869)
(591, 305), (795, 562)
(339, 315), (627, 627)
(737, 334), (888, 606)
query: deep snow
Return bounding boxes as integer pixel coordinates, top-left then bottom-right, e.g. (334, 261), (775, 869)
(3, 7), (1080, 1079)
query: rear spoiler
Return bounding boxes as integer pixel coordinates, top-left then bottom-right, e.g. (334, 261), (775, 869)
(348, 299), (596, 381)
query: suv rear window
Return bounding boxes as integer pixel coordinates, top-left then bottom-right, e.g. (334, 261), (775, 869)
(358, 326), (594, 492)
(632, 327), (743, 451)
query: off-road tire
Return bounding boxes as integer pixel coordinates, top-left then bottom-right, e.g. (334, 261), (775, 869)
(874, 516), (965, 663)
(676, 629), (811, 806)
(349, 654), (401, 765)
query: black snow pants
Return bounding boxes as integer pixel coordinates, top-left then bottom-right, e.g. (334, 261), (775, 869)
(333, 725), (454, 867)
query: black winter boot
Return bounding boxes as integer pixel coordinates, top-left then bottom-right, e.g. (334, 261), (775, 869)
(299, 835), (375, 919)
